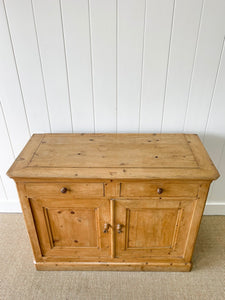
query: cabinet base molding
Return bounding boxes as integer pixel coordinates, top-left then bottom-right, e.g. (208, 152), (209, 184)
(35, 261), (192, 272)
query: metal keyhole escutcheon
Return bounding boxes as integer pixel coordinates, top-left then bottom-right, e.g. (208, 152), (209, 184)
(117, 224), (122, 233)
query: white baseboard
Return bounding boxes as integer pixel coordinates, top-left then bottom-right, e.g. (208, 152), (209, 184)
(0, 201), (225, 215)
(204, 203), (225, 215)
(0, 201), (22, 213)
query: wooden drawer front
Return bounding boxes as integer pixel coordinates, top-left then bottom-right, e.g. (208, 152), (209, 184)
(120, 182), (199, 198)
(25, 182), (104, 198)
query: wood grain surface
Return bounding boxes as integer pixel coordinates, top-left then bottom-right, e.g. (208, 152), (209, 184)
(7, 133), (219, 271)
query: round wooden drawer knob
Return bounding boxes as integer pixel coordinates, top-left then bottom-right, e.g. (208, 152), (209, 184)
(61, 187), (67, 194)
(157, 188), (163, 194)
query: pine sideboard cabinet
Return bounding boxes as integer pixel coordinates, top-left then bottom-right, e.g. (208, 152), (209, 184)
(7, 133), (219, 271)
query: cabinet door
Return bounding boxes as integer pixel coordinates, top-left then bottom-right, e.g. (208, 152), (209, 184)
(115, 198), (195, 259)
(29, 198), (110, 258)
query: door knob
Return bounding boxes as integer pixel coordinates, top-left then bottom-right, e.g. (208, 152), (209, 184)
(61, 187), (67, 193)
(157, 188), (163, 194)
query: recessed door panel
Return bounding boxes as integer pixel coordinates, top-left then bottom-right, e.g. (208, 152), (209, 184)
(45, 208), (98, 247)
(128, 208), (180, 248)
(29, 198), (110, 258)
(115, 199), (195, 258)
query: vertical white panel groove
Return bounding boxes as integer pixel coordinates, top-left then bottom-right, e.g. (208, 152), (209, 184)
(217, 140), (225, 169)
(117, 0), (146, 132)
(0, 99), (18, 201)
(138, 0), (147, 133)
(88, 0), (116, 132)
(160, 0), (176, 133)
(2, 0), (31, 137)
(209, 139), (225, 200)
(0, 101), (15, 158)
(182, 0), (205, 132)
(203, 37), (225, 142)
(87, 0), (96, 133)
(0, 176), (7, 200)
(30, 0), (52, 133)
(59, 0), (73, 133)
(116, 0), (118, 133)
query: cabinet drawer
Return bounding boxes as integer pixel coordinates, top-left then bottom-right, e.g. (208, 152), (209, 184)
(120, 182), (199, 198)
(25, 182), (104, 198)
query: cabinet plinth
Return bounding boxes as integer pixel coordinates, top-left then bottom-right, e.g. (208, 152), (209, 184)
(7, 133), (219, 271)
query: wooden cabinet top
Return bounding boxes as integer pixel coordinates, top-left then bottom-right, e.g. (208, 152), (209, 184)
(7, 133), (219, 180)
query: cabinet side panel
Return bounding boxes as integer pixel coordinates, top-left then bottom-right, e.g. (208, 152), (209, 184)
(16, 181), (43, 261)
(183, 181), (211, 262)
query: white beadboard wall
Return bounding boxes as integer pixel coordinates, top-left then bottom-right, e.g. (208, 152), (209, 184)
(0, 0), (225, 214)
